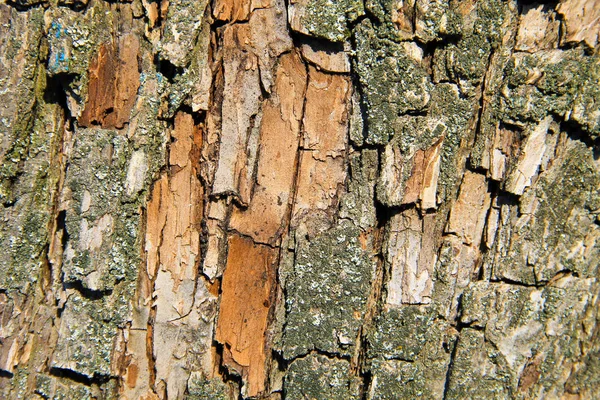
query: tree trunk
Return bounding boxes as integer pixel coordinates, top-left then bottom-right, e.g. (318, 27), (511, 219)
(1, 0), (599, 398)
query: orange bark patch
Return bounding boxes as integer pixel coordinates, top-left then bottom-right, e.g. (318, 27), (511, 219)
(229, 52), (307, 244)
(291, 67), (350, 233)
(402, 137), (443, 209)
(126, 363), (139, 388)
(79, 34), (140, 129)
(215, 234), (276, 397)
(213, 0), (251, 21)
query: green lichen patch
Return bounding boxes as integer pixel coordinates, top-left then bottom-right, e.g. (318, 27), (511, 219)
(367, 319), (456, 399)
(354, 19), (433, 145)
(0, 6), (46, 205)
(432, 0), (513, 95)
(365, 0), (463, 42)
(376, 83), (472, 206)
(163, 18), (212, 117)
(35, 374), (95, 400)
(433, 33), (492, 95)
(489, 140), (600, 284)
(46, 4), (113, 77)
(61, 129), (137, 291)
(499, 50), (600, 139)
(290, 0), (364, 42)
(284, 354), (361, 400)
(445, 328), (512, 400)
(414, 0), (463, 42)
(45, 2), (115, 110)
(0, 89), (64, 291)
(282, 220), (375, 359)
(339, 149), (378, 230)
(159, 0), (209, 67)
(368, 306), (434, 361)
(185, 373), (230, 400)
(51, 293), (118, 378)
(457, 279), (598, 397)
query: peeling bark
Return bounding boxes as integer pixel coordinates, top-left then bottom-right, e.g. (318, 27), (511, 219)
(1, 0), (600, 399)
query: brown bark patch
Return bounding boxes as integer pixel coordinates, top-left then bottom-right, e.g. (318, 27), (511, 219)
(79, 34), (140, 129)
(215, 234), (277, 397)
(518, 355), (542, 393)
(402, 137), (443, 209)
(229, 52), (307, 244)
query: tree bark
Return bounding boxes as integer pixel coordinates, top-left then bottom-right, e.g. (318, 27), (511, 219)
(0, 0), (599, 398)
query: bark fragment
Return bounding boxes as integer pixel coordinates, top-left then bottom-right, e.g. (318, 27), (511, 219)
(291, 67), (350, 234)
(557, 0), (600, 48)
(228, 52), (306, 244)
(79, 34), (141, 129)
(1, 0), (600, 399)
(215, 234), (276, 397)
(385, 209), (437, 305)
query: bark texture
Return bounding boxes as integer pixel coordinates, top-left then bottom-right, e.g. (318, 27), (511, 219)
(0, 0), (599, 399)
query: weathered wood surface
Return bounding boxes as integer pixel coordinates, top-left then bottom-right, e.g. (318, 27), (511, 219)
(0, 0), (599, 399)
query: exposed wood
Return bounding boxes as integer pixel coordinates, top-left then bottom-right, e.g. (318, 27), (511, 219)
(557, 0), (600, 48)
(228, 52), (307, 244)
(1, 0), (600, 399)
(215, 234), (276, 397)
(291, 67), (350, 233)
(79, 34), (140, 129)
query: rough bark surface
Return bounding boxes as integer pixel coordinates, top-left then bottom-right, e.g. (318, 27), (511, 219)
(0, 0), (599, 399)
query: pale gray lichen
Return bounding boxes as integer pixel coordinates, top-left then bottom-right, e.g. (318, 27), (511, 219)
(445, 328), (512, 400)
(185, 374), (230, 400)
(52, 293), (118, 378)
(35, 374), (96, 400)
(339, 149), (378, 230)
(46, 3), (114, 110)
(455, 278), (598, 397)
